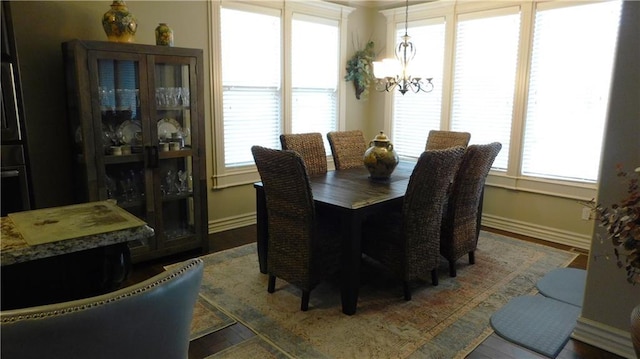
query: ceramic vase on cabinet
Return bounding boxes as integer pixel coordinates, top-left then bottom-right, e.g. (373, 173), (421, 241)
(102, 0), (137, 43)
(155, 23), (174, 46)
(363, 131), (399, 180)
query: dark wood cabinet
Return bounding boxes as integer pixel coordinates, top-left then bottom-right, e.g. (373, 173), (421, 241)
(62, 40), (208, 262)
(1, 2), (33, 216)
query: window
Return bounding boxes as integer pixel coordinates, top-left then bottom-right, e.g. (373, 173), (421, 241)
(220, 8), (281, 168)
(291, 15), (339, 150)
(392, 19), (446, 158)
(450, 9), (520, 171)
(384, 0), (621, 194)
(214, 2), (350, 183)
(521, 1), (622, 182)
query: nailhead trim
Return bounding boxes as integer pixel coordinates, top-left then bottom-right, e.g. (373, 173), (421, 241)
(0, 258), (202, 324)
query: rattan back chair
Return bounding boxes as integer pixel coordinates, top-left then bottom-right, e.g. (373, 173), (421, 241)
(440, 142), (502, 277)
(279, 132), (327, 176)
(326, 130), (367, 170)
(362, 147), (466, 300)
(425, 130), (471, 150)
(251, 146), (341, 311)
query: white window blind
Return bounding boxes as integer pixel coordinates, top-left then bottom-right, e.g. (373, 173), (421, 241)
(291, 16), (339, 151)
(521, 1), (622, 182)
(392, 19), (446, 159)
(221, 8), (281, 167)
(450, 9), (521, 170)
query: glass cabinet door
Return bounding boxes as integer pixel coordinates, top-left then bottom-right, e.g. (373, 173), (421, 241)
(95, 56), (152, 255)
(96, 58), (146, 211)
(153, 58), (198, 249)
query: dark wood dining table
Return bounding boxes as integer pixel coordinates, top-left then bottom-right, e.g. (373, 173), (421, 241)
(254, 160), (415, 315)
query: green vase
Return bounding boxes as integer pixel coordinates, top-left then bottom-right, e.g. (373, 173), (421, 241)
(363, 132), (399, 180)
(155, 23), (174, 46)
(102, 0), (137, 43)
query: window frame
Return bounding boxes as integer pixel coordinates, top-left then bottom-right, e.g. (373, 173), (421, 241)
(380, 0), (621, 201)
(209, 0), (354, 188)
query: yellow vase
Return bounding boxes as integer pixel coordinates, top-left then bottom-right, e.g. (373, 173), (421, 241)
(102, 0), (137, 43)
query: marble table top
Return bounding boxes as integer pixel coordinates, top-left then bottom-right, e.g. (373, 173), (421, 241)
(1, 201), (154, 266)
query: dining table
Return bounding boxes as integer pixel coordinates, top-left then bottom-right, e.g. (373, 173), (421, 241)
(254, 160), (416, 315)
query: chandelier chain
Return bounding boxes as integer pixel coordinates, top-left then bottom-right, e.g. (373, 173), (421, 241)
(404, 0), (409, 36)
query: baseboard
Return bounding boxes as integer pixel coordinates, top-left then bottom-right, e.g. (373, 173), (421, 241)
(572, 316), (635, 358)
(481, 213), (591, 250)
(208, 212), (256, 234)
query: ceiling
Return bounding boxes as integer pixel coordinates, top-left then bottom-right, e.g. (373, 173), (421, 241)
(330, 0), (435, 10)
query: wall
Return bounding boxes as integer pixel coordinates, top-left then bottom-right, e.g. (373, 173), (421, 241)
(9, 0), (607, 248)
(572, 2), (640, 357)
(10, 1), (211, 210)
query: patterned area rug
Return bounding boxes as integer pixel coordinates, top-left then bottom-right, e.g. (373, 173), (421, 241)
(194, 231), (577, 358)
(190, 296), (236, 340)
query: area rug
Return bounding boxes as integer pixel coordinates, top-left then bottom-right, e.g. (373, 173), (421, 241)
(190, 296), (237, 340)
(206, 336), (290, 359)
(490, 295), (581, 358)
(193, 231), (577, 358)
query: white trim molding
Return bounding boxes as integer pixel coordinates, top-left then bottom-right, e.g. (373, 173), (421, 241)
(572, 316), (635, 359)
(208, 212), (256, 234)
(481, 213), (591, 250)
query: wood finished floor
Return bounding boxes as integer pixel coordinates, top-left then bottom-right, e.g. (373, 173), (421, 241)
(128, 226), (623, 359)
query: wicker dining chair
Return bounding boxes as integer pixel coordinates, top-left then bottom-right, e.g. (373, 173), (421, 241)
(251, 146), (342, 311)
(279, 132), (327, 176)
(425, 130), (471, 151)
(362, 147), (466, 300)
(440, 142), (502, 277)
(326, 130), (368, 170)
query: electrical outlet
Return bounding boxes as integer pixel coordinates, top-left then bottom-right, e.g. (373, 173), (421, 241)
(581, 207), (591, 221)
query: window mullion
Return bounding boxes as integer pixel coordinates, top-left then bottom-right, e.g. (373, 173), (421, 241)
(282, 6), (292, 135)
(440, 10), (457, 131)
(508, 2), (535, 178)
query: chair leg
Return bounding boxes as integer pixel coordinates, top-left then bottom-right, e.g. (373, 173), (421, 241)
(469, 251), (475, 265)
(449, 261), (457, 277)
(403, 282), (412, 301)
(301, 290), (310, 311)
(431, 269), (438, 286)
(268, 275), (276, 293)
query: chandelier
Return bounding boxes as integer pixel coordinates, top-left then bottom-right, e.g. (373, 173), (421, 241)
(373, 0), (433, 95)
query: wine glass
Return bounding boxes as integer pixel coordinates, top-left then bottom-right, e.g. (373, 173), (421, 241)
(164, 170), (175, 195)
(177, 170), (187, 193)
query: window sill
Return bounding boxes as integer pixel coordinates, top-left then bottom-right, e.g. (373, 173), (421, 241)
(212, 162), (597, 202)
(486, 172), (597, 201)
(212, 158), (336, 189)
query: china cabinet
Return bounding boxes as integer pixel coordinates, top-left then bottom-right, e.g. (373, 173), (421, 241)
(62, 39), (207, 262)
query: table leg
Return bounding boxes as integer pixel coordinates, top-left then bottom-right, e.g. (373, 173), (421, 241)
(341, 211), (362, 315)
(255, 185), (268, 274)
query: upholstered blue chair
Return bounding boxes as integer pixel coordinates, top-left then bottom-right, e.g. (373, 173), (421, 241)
(1, 258), (203, 359)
